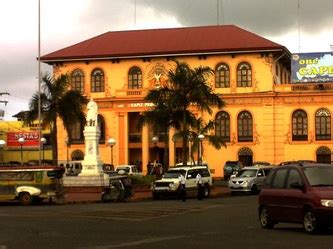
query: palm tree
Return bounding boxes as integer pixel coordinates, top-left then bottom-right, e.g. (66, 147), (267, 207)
(142, 60), (225, 167)
(166, 60), (225, 165)
(186, 117), (226, 165)
(139, 91), (183, 170)
(24, 73), (88, 164)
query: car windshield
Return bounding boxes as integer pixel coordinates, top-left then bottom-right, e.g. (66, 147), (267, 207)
(163, 170), (185, 178)
(225, 162), (238, 167)
(116, 167), (130, 173)
(304, 167), (333, 186)
(236, 169), (257, 177)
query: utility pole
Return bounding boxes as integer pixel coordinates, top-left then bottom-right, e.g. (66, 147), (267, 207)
(0, 92), (9, 106)
(0, 92), (10, 121)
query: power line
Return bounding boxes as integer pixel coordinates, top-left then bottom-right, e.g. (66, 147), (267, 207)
(297, 0), (301, 53)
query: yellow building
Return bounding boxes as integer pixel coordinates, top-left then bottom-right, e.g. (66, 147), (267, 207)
(0, 113), (52, 164)
(41, 25), (333, 177)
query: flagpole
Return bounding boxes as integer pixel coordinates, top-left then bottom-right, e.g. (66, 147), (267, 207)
(38, 0), (42, 165)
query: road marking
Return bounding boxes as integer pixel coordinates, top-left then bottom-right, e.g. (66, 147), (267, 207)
(0, 204), (223, 221)
(82, 235), (190, 249)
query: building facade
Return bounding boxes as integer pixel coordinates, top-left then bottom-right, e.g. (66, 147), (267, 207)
(0, 118), (52, 165)
(41, 25), (333, 177)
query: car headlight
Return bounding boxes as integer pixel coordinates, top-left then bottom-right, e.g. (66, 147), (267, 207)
(321, 199), (333, 207)
(241, 180), (250, 185)
(169, 183), (175, 188)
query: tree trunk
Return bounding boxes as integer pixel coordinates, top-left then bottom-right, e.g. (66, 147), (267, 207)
(181, 110), (187, 166)
(51, 119), (58, 165)
(163, 128), (169, 171)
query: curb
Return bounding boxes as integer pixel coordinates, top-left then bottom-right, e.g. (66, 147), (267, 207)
(64, 186), (230, 204)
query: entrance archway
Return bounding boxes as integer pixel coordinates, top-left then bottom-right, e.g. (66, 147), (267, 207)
(316, 146), (331, 164)
(238, 147), (253, 166)
(71, 150), (84, 160)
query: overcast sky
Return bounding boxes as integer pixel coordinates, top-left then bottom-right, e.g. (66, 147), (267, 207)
(1, 0), (332, 120)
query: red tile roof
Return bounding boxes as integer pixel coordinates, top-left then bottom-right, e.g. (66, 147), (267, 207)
(41, 25), (288, 62)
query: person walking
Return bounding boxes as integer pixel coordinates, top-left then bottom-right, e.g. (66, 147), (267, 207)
(178, 172), (186, 202)
(196, 170), (203, 200)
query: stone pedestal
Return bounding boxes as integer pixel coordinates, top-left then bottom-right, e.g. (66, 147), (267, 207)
(80, 126), (104, 176)
(63, 174), (109, 187)
(79, 99), (104, 177)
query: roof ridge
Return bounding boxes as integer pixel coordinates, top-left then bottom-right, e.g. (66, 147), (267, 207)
(107, 24), (236, 34)
(41, 25), (290, 62)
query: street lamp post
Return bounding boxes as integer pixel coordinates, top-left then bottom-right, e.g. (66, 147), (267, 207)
(0, 140), (6, 164)
(188, 134), (193, 164)
(172, 136), (177, 165)
(107, 138), (116, 167)
(40, 137), (46, 165)
(18, 137), (25, 165)
(152, 136), (158, 163)
(65, 138), (70, 166)
(198, 134), (205, 165)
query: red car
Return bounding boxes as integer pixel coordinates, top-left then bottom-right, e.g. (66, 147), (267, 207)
(258, 163), (333, 233)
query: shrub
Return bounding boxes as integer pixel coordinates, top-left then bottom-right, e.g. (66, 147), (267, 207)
(129, 174), (156, 187)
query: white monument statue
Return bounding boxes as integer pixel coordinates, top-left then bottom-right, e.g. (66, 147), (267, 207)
(80, 99), (104, 176)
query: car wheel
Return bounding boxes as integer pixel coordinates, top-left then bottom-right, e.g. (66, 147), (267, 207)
(303, 209), (320, 234)
(203, 185), (210, 198)
(251, 185), (258, 194)
(19, 192), (33, 206)
(259, 206), (274, 229)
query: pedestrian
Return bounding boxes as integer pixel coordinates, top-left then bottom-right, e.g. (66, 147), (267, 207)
(196, 170), (203, 200)
(178, 172), (186, 201)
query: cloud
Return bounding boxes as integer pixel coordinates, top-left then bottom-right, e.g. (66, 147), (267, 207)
(139, 0), (333, 35)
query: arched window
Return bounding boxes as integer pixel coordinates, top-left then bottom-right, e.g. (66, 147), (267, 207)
(215, 63), (230, 88)
(128, 67), (142, 89)
(238, 147), (253, 166)
(215, 111), (230, 142)
(315, 108), (331, 140)
(71, 69), (84, 93)
(69, 121), (84, 144)
(292, 109), (308, 141)
(71, 150), (84, 161)
(91, 68), (105, 92)
(237, 62), (252, 87)
(98, 115), (105, 144)
(237, 111), (253, 142)
(316, 146), (331, 164)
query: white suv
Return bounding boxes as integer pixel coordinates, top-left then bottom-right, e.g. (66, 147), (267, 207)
(115, 165), (142, 176)
(151, 165), (212, 199)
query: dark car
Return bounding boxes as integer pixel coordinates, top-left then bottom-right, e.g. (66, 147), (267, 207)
(223, 161), (243, 180)
(258, 163), (333, 233)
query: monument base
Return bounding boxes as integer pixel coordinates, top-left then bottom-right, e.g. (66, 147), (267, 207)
(79, 162), (104, 177)
(63, 174), (109, 187)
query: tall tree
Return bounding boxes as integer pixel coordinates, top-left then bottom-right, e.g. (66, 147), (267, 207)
(167, 60), (225, 165)
(24, 73), (88, 164)
(141, 60), (225, 167)
(139, 90), (184, 170)
(187, 117), (226, 165)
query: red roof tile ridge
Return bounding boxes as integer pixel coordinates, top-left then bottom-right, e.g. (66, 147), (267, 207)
(41, 25), (289, 62)
(106, 24), (235, 33)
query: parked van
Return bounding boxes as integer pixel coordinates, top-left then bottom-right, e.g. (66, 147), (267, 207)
(223, 161), (243, 180)
(115, 165), (142, 176)
(259, 163), (333, 233)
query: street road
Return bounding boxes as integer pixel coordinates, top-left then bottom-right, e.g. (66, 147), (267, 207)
(0, 195), (332, 249)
